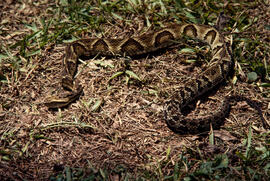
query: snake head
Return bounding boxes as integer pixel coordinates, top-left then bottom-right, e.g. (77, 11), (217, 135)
(164, 99), (226, 134)
(164, 100), (190, 134)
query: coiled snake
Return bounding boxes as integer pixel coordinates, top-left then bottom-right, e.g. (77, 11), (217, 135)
(44, 23), (266, 134)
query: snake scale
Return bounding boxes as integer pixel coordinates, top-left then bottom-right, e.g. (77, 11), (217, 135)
(45, 23), (266, 134)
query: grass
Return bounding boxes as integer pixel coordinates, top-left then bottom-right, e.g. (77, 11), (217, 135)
(0, 0), (269, 180)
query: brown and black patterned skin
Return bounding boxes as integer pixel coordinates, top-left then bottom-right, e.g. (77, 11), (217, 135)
(44, 23), (265, 134)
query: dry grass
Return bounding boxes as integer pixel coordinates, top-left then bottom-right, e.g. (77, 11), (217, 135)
(0, 0), (270, 180)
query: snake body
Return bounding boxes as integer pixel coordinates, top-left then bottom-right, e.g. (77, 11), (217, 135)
(45, 23), (265, 134)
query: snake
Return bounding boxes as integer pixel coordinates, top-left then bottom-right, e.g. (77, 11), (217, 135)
(44, 23), (266, 134)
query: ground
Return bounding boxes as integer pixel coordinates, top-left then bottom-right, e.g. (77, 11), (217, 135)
(0, 0), (270, 180)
